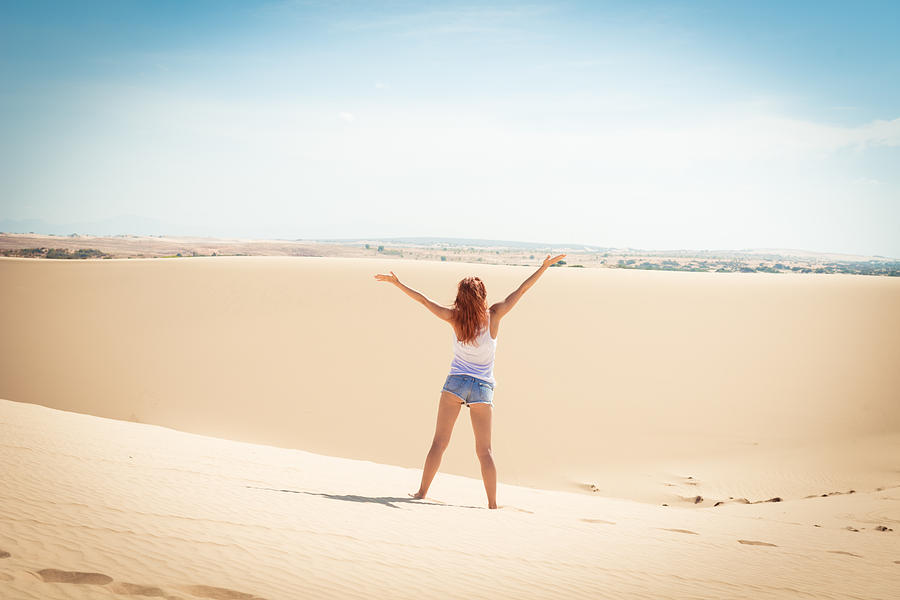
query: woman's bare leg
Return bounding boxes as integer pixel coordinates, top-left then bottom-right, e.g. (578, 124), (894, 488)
(411, 391), (462, 499)
(469, 403), (497, 509)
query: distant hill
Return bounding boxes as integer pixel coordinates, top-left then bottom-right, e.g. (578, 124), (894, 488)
(306, 236), (612, 251)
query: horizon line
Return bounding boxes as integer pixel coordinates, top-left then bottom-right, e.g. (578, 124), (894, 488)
(1, 230), (896, 261)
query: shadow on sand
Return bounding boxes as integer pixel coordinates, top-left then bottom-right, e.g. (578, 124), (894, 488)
(245, 485), (483, 510)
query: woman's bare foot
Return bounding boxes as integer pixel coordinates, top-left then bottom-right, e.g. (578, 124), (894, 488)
(408, 491), (426, 500)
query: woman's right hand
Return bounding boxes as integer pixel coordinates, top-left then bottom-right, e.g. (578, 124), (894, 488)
(374, 271), (399, 284)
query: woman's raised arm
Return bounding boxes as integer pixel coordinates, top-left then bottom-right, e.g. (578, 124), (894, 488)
(490, 254), (566, 320)
(374, 271), (453, 322)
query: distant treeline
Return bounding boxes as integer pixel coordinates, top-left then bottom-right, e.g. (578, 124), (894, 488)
(1, 247), (111, 259)
(613, 258), (900, 276)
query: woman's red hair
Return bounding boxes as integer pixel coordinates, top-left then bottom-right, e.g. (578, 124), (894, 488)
(452, 276), (488, 344)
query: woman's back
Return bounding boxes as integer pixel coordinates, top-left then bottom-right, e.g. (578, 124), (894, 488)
(449, 311), (497, 384)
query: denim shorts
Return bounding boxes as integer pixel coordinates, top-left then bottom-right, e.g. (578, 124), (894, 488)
(442, 374), (495, 407)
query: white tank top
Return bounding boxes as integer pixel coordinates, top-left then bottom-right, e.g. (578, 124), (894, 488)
(448, 312), (497, 384)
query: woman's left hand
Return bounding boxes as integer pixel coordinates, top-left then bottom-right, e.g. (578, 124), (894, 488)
(542, 254), (566, 268)
(374, 271), (399, 284)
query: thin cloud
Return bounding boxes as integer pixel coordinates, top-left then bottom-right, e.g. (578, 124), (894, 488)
(851, 117), (900, 148)
(332, 4), (554, 36)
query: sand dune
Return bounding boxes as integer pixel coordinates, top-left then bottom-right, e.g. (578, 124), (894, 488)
(1, 398), (898, 599)
(1, 256), (898, 598)
(1, 256), (898, 502)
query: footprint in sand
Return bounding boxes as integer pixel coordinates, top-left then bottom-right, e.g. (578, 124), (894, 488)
(0, 549), (10, 559)
(660, 528), (699, 535)
(111, 581), (168, 596)
(0, 572), (13, 582)
(828, 550), (862, 558)
(580, 518), (615, 525)
(32, 566), (264, 600)
(176, 584), (265, 599)
(737, 539), (777, 547)
(500, 505), (534, 514)
(37, 568), (114, 585)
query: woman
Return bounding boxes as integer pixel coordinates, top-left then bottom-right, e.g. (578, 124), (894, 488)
(374, 253), (566, 509)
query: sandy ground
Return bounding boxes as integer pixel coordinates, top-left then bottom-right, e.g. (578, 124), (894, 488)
(1, 255), (899, 598)
(1, 399), (898, 599)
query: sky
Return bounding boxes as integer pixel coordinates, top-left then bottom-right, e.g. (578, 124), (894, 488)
(1, 0), (898, 256)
